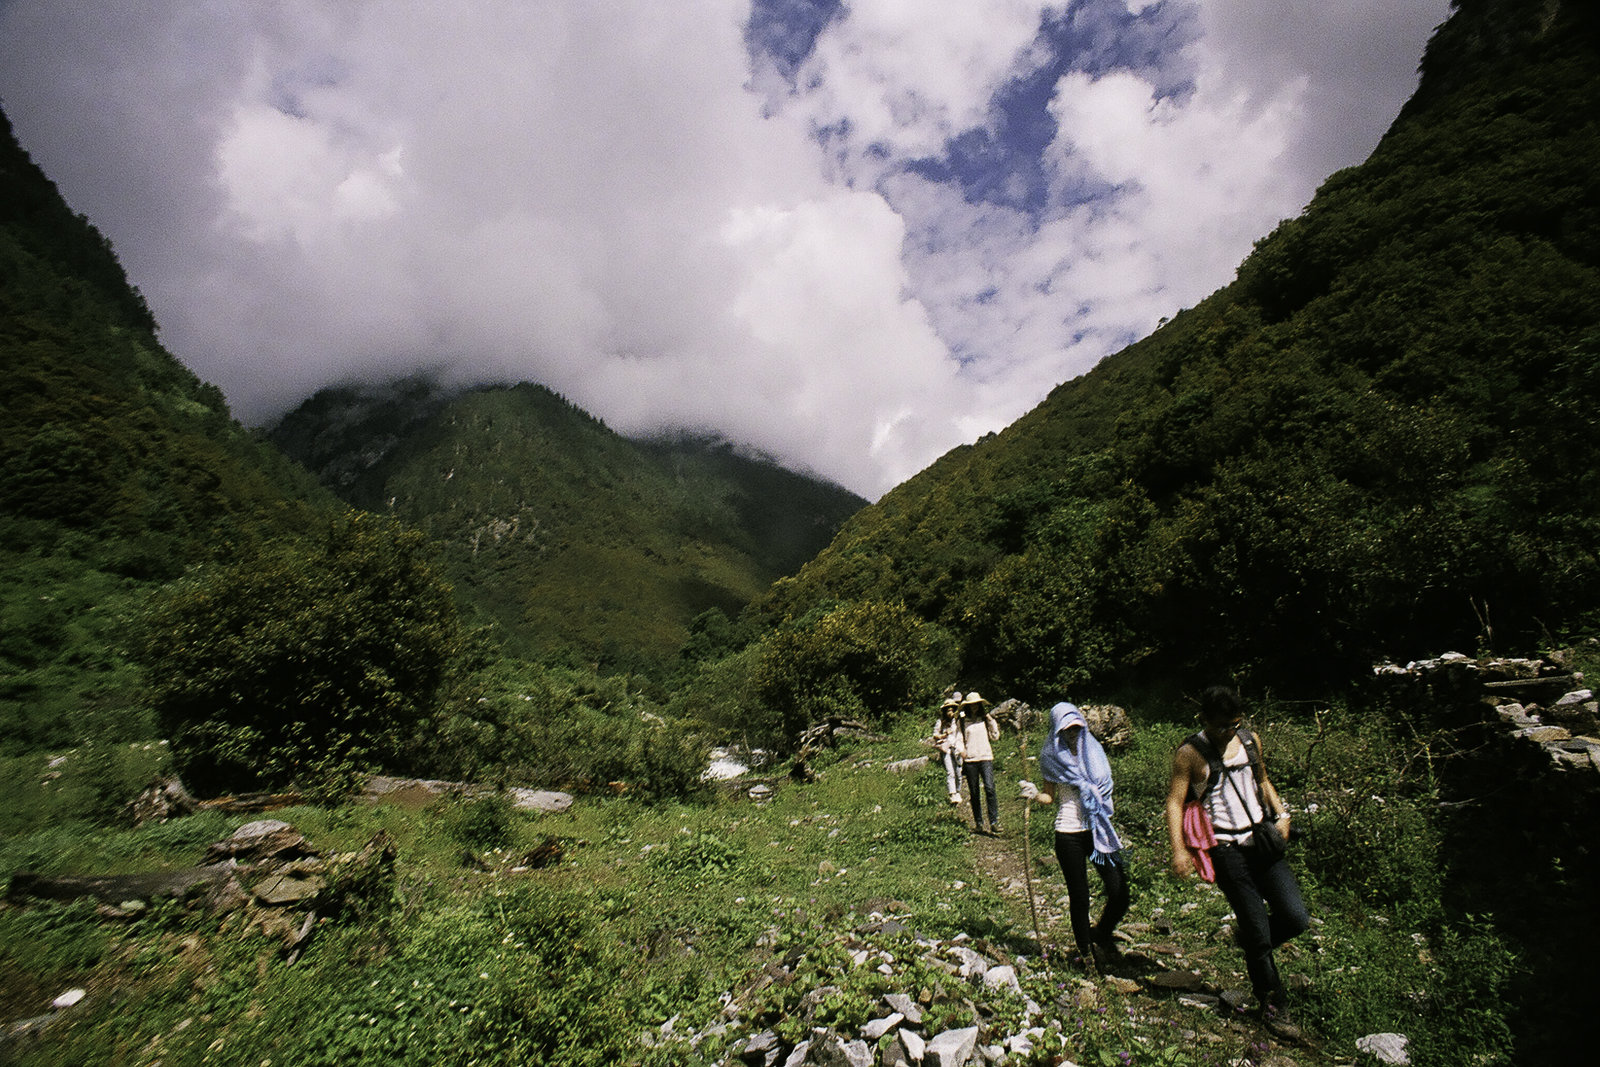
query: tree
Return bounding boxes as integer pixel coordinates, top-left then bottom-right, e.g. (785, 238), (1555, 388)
(138, 514), (465, 796)
(752, 600), (951, 749)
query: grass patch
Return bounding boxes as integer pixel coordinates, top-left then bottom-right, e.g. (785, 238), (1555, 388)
(0, 702), (1520, 1066)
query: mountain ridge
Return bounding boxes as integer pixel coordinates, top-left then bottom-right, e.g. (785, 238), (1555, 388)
(265, 376), (867, 669)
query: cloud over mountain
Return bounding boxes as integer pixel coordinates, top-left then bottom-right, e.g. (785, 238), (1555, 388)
(0, 0), (1449, 498)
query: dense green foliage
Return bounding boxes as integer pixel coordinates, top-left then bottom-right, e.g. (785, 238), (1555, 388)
(749, 0), (1600, 702)
(267, 380), (866, 673)
(419, 659), (714, 800)
(135, 515), (468, 797)
(750, 599), (958, 749)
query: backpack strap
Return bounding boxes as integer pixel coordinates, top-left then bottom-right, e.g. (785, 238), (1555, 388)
(1184, 732), (1223, 803)
(1185, 729), (1269, 806)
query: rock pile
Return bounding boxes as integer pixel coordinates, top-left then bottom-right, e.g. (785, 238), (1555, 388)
(7, 820), (396, 960)
(635, 907), (1297, 1067)
(1373, 650), (1600, 781)
(636, 918), (1053, 1067)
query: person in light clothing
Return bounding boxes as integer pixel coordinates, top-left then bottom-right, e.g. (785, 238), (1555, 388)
(932, 693), (966, 804)
(959, 692), (1001, 834)
(1020, 701), (1130, 969)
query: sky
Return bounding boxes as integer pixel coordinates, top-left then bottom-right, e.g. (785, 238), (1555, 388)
(0, 0), (1453, 500)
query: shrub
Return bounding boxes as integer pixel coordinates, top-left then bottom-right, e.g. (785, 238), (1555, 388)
(136, 514), (466, 797)
(439, 792), (516, 850)
(752, 600), (943, 749)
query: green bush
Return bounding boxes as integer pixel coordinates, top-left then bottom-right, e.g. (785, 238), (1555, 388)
(752, 600), (947, 749)
(439, 792), (516, 850)
(136, 514), (466, 796)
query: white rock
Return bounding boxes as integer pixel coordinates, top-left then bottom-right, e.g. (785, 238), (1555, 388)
(862, 1012), (904, 1041)
(1356, 1032), (1410, 1065)
(1005, 1027), (1045, 1055)
(702, 751), (750, 780)
(981, 964), (1022, 996)
(899, 1028), (926, 1062)
(884, 993), (924, 1024)
(947, 946), (991, 977)
(925, 1026), (979, 1067)
(52, 988), (86, 1009)
(507, 788), (574, 813)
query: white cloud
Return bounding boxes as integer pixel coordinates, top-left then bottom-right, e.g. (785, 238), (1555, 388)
(0, 0), (1452, 499)
(785, 0), (1046, 170)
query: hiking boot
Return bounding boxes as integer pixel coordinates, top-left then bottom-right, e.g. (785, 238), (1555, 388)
(1259, 1004), (1305, 1043)
(948, 792), (962, 805)
(990, 822), (1002, 835)
(1089, 941), (1112, 973)
(1090, 935), (1122, 971)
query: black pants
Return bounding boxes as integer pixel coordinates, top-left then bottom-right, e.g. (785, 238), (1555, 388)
(964, 759), (997, 828)
(1209, 842), (1310, 1005)
(1054, 829), (1130, 954)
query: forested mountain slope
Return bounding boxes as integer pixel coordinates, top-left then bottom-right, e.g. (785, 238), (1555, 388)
(267, 380), (866, 670)
(0, 108), (341, 751)
(751, 0), (1600, 701)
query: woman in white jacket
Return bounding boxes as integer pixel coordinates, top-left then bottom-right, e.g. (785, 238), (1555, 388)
(932, 693), (966, 804)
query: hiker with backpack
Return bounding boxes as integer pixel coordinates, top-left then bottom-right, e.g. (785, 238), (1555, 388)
(1165, 686), (1310, 1041)
(1018, 701), (1130, 970)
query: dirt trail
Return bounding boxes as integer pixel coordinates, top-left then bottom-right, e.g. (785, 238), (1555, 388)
(967, 813), (1069, 959)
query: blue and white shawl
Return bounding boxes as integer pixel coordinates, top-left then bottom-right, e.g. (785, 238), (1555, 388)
(1038, 701), (1123, 866)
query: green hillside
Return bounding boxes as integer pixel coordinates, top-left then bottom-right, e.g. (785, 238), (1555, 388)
(0, 109), (342, 753)
(266, 379), (866, 671)
(750, 0), (1600, 703)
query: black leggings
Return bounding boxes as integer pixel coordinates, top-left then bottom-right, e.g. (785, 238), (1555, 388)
(964, 759), (997, 827)
(1054, 829), (1130, 954)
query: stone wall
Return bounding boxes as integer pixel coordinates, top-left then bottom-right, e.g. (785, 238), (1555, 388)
(1372, 650), (1600, 786)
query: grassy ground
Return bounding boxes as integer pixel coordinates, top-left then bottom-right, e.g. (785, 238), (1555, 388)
(0, 706), (1517, 1066)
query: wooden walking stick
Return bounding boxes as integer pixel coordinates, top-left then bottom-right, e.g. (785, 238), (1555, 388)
(1018, 716), (1047, 966)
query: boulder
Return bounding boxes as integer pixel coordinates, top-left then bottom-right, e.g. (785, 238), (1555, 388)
(981, 964), (1023, 997)
(127, 777), (197, 825)
(204, 820), (316, 864)
(883, 993), (924, 1024)
(1082, 705), (1133, 749)
(508, 788), (574, 813)
(1356, 1032), (1410, 1065)
(946, 945), (992, 977)
(924, 1026), (979, 1067)
(1144, 970), (1206, 991)
(740, 1028), (783, 1067)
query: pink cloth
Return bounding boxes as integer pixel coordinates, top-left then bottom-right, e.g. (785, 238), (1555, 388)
(1182, 801), (1218, 883)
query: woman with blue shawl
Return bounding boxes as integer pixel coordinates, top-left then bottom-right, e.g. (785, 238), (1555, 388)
(1019, 701), (1131, 969)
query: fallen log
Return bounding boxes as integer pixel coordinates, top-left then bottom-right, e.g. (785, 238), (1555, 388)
(7, 864), (236, 907)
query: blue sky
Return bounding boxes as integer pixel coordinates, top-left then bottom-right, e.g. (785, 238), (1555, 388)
(0, 0), (1452, 498)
